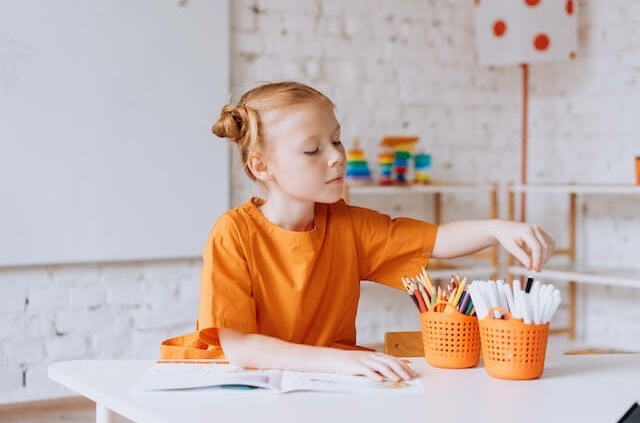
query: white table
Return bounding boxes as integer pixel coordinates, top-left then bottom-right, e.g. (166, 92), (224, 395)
(49, 354), (640, 423)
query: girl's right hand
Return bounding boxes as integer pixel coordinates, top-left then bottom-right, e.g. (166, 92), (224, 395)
(333, 350), (418, 382)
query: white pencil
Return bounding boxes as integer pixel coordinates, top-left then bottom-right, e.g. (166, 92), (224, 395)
(486, 280), (502, 318)
(502, 282), (516, 318)
(469, 282), (489, 319)
(497, 279), (509, 312)
(538, 285), (552, 322)
(518, 290), (533, 324)
(544, 290), (562, 323)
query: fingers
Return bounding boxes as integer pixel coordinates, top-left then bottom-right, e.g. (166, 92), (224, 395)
(357, 364), (385, 382)
(372, 353), (416, 379)
(506, 238), (531, 270)
(360, 357), (400, 382)
(532, 225), (553, 267)
(521, 229), (542, 272)
(498, 221), (557, 272)
(359, 354), (416, 382)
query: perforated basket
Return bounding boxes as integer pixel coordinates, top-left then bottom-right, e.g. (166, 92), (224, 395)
(420, 301), (480, 369)
(479, 306), (549, 380)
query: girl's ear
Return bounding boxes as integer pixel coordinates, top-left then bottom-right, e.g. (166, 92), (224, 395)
(246, 151), (272, 182)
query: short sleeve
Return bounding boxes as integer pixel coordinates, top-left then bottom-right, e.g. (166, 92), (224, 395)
(349, 205), (438, 290)
(197, 214), (257, 346)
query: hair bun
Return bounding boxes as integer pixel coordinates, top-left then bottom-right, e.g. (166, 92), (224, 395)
(212, 104), (248, 143)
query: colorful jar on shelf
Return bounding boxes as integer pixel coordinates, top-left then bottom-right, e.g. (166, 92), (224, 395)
(378, 151), (395, 185)
(414, 153), (431, 184)
(345, 139), (373, 185)
(393, 150), (411, 184)
(380, 136), (419, 185)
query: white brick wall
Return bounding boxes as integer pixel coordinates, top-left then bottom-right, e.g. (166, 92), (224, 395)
(1, 0), (639, 404)
(0, 262), (200, 403)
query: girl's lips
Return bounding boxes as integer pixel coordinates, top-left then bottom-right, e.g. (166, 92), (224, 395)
(326, 176), (344, 183)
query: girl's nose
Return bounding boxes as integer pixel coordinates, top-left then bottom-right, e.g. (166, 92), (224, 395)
(328, 149), (345, 168)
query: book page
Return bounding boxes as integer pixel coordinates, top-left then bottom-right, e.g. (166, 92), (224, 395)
(132, 363), (282, 392)
(279, 371), (424, 394)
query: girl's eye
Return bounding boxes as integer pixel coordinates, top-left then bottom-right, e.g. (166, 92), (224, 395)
(304, 148), (319, 155)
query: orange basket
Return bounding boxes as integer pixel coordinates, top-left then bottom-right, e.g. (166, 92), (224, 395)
(479, 306), (550, 380)
(420, 301), (480, 369)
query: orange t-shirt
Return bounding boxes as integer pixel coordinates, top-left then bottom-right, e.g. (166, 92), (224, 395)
(160, 197), (438, 359)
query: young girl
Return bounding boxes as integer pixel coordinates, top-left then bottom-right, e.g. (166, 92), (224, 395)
(160, 81), (555, 382)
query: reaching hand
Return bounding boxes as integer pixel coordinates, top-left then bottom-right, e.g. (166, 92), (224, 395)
(493, 221), (556, 272)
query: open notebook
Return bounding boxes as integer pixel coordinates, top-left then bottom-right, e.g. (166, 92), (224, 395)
(132, 362), (424, 394)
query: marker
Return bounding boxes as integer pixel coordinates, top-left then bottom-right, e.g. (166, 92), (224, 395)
(544, 290), (562, 323)
(517, 290), (533, 324)
(502, 282), (516, 317)
(468, 282), (489, 319)
(525, 276), (534, 293)
(530, 284), (541, 324)
(513, 279), (522, 293)
(497, 280), (509, 311)
(538, 285), (552, 322)
(486, 280), (502, 318)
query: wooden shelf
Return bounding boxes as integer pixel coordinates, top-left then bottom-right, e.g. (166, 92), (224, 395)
(346, 183), (496, 195)
(508, 182), (640, 341)
(509, 183), (640, 194)
(509, 265), (640, 289)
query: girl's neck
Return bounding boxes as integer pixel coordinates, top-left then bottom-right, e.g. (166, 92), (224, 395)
(258, 191), (316, 232)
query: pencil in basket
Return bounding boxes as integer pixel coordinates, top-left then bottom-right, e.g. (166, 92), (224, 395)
(468, 277), (562, 380)
(402, 269), (481, 369)
(401, 269), (475, 316)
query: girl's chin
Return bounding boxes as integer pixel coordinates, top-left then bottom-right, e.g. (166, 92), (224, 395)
(285, 183), (344, 204)
(316, 189), (344, 204)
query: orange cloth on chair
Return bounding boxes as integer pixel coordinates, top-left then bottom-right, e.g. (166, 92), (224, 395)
(160, 197), (438, 359)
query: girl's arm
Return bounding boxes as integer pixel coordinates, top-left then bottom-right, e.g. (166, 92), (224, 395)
(218, 328), (417, 382)
(432, 219), (555, 272)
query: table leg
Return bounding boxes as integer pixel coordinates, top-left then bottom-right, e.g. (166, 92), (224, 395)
(96, 403), (114, 423)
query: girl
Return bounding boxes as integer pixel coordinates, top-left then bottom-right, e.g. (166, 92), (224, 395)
(160, 81), (555, 382)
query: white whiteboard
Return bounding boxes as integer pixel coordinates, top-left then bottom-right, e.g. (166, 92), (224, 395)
(0, 0), (230, 266)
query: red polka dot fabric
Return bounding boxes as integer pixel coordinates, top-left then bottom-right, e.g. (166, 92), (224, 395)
(475, 0), (577, 65)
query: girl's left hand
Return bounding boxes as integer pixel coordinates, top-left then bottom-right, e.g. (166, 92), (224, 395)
(493, 221), (556, 272)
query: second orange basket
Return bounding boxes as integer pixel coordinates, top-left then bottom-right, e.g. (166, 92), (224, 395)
(479, 306), (550, 380)
(420, 301), (480, 369)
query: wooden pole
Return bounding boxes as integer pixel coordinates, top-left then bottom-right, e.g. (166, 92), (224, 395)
(520, 63), (529, 223)
(568, 192), (577, 340)
(490, 182), (499, 279)
(507, 182), (515, 280)
(434, 192), (441, 225)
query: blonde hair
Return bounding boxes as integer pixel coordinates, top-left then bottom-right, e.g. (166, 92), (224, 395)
(212, 81), (334, 181)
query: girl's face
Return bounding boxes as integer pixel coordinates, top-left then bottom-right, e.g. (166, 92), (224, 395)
(259, 100), (346, 204)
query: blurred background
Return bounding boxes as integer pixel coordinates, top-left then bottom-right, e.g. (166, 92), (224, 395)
(1, 0), (639, 419)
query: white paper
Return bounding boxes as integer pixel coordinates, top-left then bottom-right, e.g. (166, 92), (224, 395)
(279, 370), (424, 394)
(132, 363), (424, 394)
